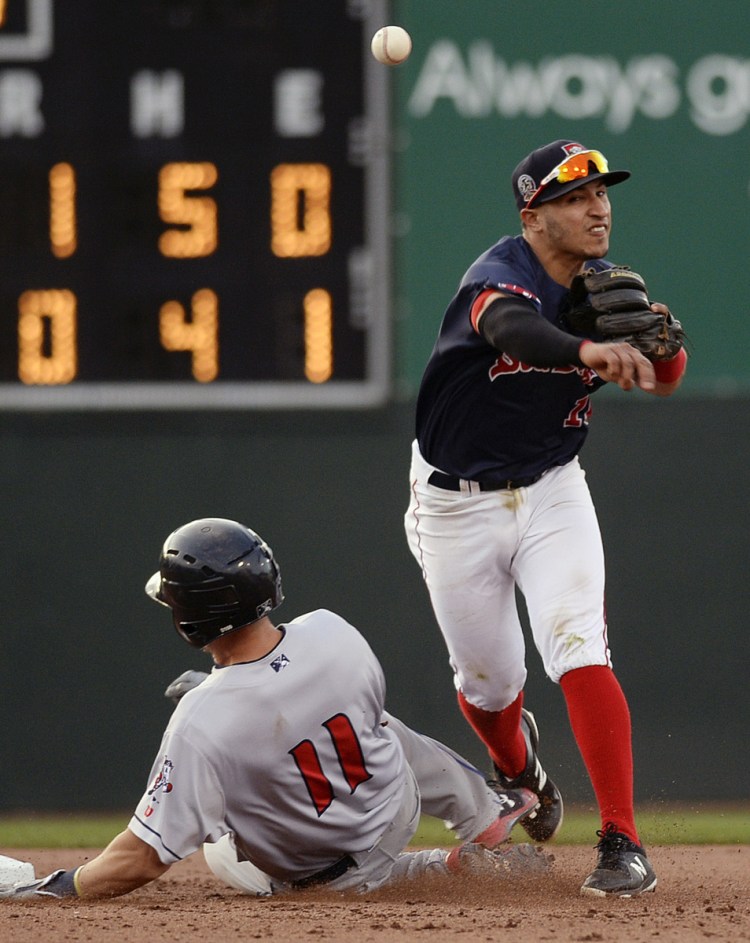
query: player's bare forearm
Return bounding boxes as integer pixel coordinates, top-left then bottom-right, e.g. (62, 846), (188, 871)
(75, 829), (170, 898)
(579, 340), (656, 392)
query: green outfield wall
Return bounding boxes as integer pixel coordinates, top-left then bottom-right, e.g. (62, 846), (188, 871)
(1, 399), (748, 811)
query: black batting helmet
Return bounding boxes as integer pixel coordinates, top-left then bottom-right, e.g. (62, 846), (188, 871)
(146, 518), (284, 649)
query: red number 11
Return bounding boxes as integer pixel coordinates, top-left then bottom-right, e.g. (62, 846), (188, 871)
(289, 713), (372, 816)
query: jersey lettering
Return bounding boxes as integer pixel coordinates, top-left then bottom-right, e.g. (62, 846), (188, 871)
(488, 353), (597, 385)
(290, 713), (372, 817)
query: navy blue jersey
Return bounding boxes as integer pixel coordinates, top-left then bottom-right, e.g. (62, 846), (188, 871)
(416, 235), (611, 482)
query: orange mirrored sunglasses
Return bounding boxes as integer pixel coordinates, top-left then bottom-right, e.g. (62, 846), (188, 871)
(540, 150), (609, 186)
(527, 150), (610, 207)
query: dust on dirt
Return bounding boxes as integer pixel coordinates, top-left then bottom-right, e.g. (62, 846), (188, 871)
(0, 845), (747, 943)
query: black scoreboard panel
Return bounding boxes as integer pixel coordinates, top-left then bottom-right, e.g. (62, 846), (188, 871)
(0, 0), (391, 408)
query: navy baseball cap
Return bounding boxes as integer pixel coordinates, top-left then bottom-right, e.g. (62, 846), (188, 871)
(512, 140), (630, 211)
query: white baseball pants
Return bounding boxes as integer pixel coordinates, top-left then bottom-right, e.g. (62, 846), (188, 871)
(405, 440), (611, 709)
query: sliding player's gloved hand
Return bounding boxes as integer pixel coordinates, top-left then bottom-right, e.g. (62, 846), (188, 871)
(0, 868), (80, 898)
(164, 669), (209, 705)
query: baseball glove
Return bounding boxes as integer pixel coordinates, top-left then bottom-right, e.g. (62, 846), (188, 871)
(566, 266), (685, 362)
(164, 669), (209, 705)
(0, 869), (76, 898)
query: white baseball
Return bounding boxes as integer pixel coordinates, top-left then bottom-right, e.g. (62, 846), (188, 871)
(371, 26), (412, 66)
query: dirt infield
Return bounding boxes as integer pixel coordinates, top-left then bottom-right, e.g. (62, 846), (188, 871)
(0, 845), (747, 942)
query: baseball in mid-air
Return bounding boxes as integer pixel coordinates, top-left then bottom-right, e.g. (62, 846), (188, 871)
(371, 26), (412, 66)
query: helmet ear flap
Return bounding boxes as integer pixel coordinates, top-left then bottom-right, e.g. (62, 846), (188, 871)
(146, 518), (284, 648)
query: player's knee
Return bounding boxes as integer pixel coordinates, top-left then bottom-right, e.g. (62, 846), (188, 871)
(458, 674), (525, 713)
(202, 835), (273, 896)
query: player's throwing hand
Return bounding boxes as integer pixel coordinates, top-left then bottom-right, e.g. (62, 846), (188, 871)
(579, 340), (655, 391)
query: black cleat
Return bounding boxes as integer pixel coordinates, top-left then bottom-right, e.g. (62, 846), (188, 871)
(491, 708), (563, 843)
(580, 824), (657, 897)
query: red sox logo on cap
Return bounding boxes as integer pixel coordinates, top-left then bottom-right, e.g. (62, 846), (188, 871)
(516, 142), (588, 206)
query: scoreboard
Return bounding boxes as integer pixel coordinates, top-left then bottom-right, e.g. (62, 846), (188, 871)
(0, 0), (391, 409)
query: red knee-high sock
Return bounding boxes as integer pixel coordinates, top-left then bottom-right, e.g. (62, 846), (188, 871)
(457, 689), (527, 778)
(560, 665), (639, 844)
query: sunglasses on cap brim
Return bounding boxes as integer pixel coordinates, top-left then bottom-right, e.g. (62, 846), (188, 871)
(527, 150), (609, 207)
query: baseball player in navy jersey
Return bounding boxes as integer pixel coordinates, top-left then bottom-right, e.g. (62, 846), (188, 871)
(1, 518), (551, 901)
(405, 140), (687, 898)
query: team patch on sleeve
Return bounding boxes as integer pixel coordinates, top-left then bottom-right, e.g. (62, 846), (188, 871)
(144, 756), (175, 819)
(496, 282), (540, 304)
